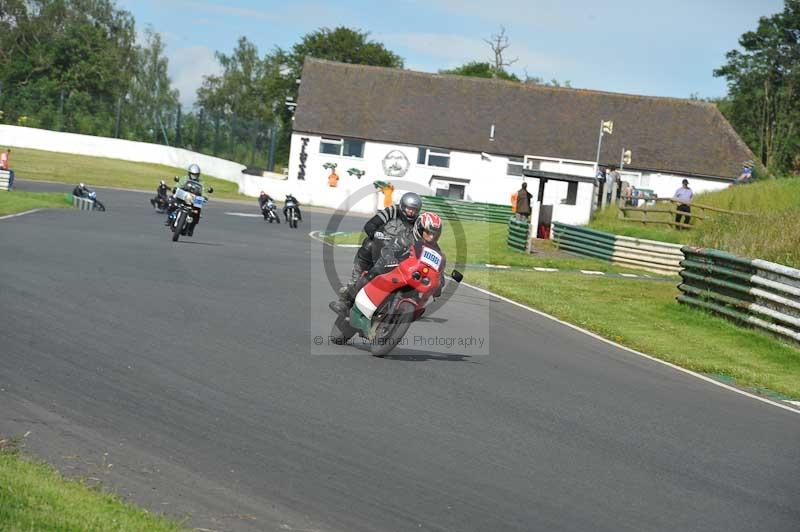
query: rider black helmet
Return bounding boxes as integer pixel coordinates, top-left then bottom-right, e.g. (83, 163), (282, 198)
(399, 192), (422, 222)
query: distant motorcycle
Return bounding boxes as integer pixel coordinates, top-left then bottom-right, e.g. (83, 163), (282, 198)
(87, 191), (105, 212)
(285, 197), (300, 229)
(151, 195), (169, 213)
(261, 200), (280, 223)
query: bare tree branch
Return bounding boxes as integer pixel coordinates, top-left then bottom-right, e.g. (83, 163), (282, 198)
(484, 26), (518, 73)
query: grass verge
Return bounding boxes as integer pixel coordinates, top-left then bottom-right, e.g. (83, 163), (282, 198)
(10, 147), (245, 200)
(0, 190), (72, 217)
(467, 268), (800, 398)
(0, 436), (182, 531)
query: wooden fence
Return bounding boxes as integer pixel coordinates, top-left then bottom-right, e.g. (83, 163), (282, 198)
(617, 196), (751, 230)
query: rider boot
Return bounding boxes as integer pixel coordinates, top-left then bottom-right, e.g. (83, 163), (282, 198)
(328, 261), (366, 315)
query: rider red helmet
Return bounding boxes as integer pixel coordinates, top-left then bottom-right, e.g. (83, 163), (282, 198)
(413, 212), (443, 243)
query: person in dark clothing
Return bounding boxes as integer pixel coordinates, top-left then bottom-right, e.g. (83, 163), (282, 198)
(258, 190), (274, 209)
(329, 192), (422, 315)
(515, 182), (533, 219)
(150, 180), (169, 208)
(283, 194), (302, 222)
(73, 182), (90, 198)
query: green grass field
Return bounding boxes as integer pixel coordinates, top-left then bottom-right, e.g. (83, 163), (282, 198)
(466, 269), (800, 398)
(0, 190), (72, 216)
(11, 147), (245, 200)
(0, 438), (182, 531)
(590, 177), (800, 268)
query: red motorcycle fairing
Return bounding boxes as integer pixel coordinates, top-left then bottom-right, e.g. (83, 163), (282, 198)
(354, 242), (443, 320)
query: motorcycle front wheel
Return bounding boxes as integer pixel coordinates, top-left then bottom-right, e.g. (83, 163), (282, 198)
(172, 211), (187, 242)
(370, 301), (415, 357)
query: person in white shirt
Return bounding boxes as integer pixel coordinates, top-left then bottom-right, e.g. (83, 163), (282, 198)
(673, 179), (693, 229)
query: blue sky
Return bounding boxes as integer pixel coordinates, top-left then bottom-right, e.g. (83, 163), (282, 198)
(118, 0), (785, 107)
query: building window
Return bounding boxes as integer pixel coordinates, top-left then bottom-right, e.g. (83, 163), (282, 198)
(563, 182), (578, 205)
(417, 147), (450, 168)
(319, 137), (364, 158)
(507, 156), (524, 176)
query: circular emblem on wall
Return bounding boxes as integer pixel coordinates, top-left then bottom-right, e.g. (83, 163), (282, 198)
(382, 150), (410, 177)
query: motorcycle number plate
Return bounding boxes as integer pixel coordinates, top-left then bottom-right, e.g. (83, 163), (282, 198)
(193, 197), (205, 208)
(420, 247), (442, 271)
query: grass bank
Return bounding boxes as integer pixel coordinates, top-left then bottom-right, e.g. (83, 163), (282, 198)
(10, 147), (245, 200)
(0, 437), (182, 531)
(466, 269), (800, 398)
(590, 177), (800, 268)
(0, 190), (72, 216)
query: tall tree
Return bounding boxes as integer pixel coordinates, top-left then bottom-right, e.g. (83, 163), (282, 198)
(485, 26), (517, 72)
(126, 28), (179, 143)
(0, 0), (136, 134)
(714, 0), (800, 173)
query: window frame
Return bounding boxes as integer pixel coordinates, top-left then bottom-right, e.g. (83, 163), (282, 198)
(417, 147), (451, 168)
(507, 156), (524, 176)
(319, 136), (365, 158)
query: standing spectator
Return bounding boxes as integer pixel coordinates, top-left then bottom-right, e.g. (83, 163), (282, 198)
(381, 182), (395, 208)
(0, 148), (9, 170)
(673, 179), (693, 229)
(515, 182), (533, 220)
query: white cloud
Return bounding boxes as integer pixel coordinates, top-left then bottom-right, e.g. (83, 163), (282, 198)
(168, 46), (221, 107)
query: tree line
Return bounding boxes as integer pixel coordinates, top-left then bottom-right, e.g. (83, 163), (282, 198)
(0, 0), (797, 175)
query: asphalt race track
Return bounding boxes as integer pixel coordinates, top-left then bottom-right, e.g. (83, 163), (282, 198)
(1, 183), (799, 531)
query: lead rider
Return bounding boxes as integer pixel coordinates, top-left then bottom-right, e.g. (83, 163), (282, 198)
(329, 192), (423, 314)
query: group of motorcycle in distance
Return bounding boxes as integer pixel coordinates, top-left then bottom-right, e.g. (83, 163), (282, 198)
(149, 176), (302, 243)
(146, 178), (463, 357)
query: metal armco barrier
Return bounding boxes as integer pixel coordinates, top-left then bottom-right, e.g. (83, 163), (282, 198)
(421, 195), (512, 224)
(507, 217), (530, 252)
(72, 194), (95, 210)
(678, 247), (800, 343)
(552, 222), (683, 275)
(0, 169), (13, 191)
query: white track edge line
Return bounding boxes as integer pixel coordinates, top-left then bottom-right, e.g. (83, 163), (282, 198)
(309, 229), (799, 415)
(461, 281), (799, 415)
(0, 208), (43, 221)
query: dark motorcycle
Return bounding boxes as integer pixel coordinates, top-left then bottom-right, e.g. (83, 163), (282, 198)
(261, 200), (280, 223)
(151, 195), (169, 213)
(87, 191), (106, 211)
(285, 198), (300, 229)
(330, 235), (463, 357)
(168, 182), (213, 242)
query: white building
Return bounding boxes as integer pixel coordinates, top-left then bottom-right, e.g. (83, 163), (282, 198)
(276, 59), (755, 225)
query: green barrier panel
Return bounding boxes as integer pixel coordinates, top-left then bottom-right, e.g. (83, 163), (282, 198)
(421, 195), (512, 224)
(507, 217), (530, 252)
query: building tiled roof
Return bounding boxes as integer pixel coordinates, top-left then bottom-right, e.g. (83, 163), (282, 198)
(294, 58), (754, 180)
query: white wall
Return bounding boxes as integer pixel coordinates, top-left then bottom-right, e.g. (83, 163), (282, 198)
(0, 125), (248, 186)
(286, 133), (553, 214)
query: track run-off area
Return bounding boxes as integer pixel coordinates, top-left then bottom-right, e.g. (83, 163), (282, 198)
(1, 182), (799, 532)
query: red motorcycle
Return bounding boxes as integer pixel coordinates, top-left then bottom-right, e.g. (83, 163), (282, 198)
(330, 236), (463, 357)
